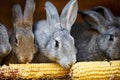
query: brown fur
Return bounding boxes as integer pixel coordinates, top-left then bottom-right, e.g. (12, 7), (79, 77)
(2, 0), (37, 65)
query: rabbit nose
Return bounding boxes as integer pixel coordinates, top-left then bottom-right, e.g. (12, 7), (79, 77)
(68, 63), (73, 67)
(0, 48), (11, 56)
(1, 49), (8, 54)
(19, 57), (32, 63)
(65, 62), (75, 69)
(70, 57), (77, 64)
(68, 60), (76, 67)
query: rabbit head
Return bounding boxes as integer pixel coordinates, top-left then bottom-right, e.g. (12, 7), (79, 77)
(0, 24), (11, 57)
(12, 0), (36, 63)
(79, 8), (120, 60)
(34, 0), (78, 68)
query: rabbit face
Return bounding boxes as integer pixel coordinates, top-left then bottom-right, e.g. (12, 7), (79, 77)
(12, 24), (36, 63)
(98, 25), (120, 60)
(90, 6), (120, 60)
(0, 24), (11, 57)
(79, 8), (120, 61)
(46, 29), (77, 68)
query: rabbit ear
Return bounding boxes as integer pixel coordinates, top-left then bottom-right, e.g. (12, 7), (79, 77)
(92, 6), (114, 22)
(79, 10), (106, 33)
(45, 1), (60, 30)
(60, 0), (78, 32)
(12, 4), (22, 23)
(23, 0), (35, 22)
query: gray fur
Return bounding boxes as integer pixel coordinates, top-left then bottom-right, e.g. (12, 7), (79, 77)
(0, 24), (11, 64)
(92, 6), (114, 22)
(71, 8), (120, 61)
(33, 0), (78, 68)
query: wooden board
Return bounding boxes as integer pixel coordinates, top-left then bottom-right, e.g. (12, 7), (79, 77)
(0, 0), (120, 29)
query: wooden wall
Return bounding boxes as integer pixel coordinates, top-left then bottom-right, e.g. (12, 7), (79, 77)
(0, 0), (120, 29)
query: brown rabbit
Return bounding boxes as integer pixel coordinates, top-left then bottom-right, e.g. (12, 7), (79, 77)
(2, 0), (37, 64)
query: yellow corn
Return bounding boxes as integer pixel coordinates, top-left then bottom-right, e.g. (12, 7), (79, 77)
(1, 60), (120, 80)
(70, 60), (120, 80)
(0, 63), (69, 79)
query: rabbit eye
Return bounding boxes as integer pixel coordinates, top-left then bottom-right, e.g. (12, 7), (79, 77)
(15, 38), (18, 43)
(15, 38), (19, 46)
(109, 34), (114, 41)
(55, 40), (59, 48)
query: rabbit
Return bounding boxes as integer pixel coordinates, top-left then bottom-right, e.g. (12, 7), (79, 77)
(91, 6), (120, 60)
(0, 23), (11, 64)
(32, 0), (78, 68)
(2, 0), (37, 64)
(71, 6), (120, 61)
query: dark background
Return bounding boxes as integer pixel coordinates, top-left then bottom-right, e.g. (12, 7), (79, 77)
(0, 0), (120, 29)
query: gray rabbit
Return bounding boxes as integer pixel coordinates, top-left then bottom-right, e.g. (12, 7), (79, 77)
(71, 6), (120, 61)
(2, 0), (37, 64)
(0, 24), (11, 64)
(32, 0), (78, 68)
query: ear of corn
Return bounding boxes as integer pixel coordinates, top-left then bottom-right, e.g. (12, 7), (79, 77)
(70, 60), (120, 80)
(0, 63), (69, 79)
(0, 60), (120, 80)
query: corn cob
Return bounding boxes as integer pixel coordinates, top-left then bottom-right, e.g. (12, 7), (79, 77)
(0, 63), (69, 79)
(70, 60), (120, 80)
(1, 60), (120, 79)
